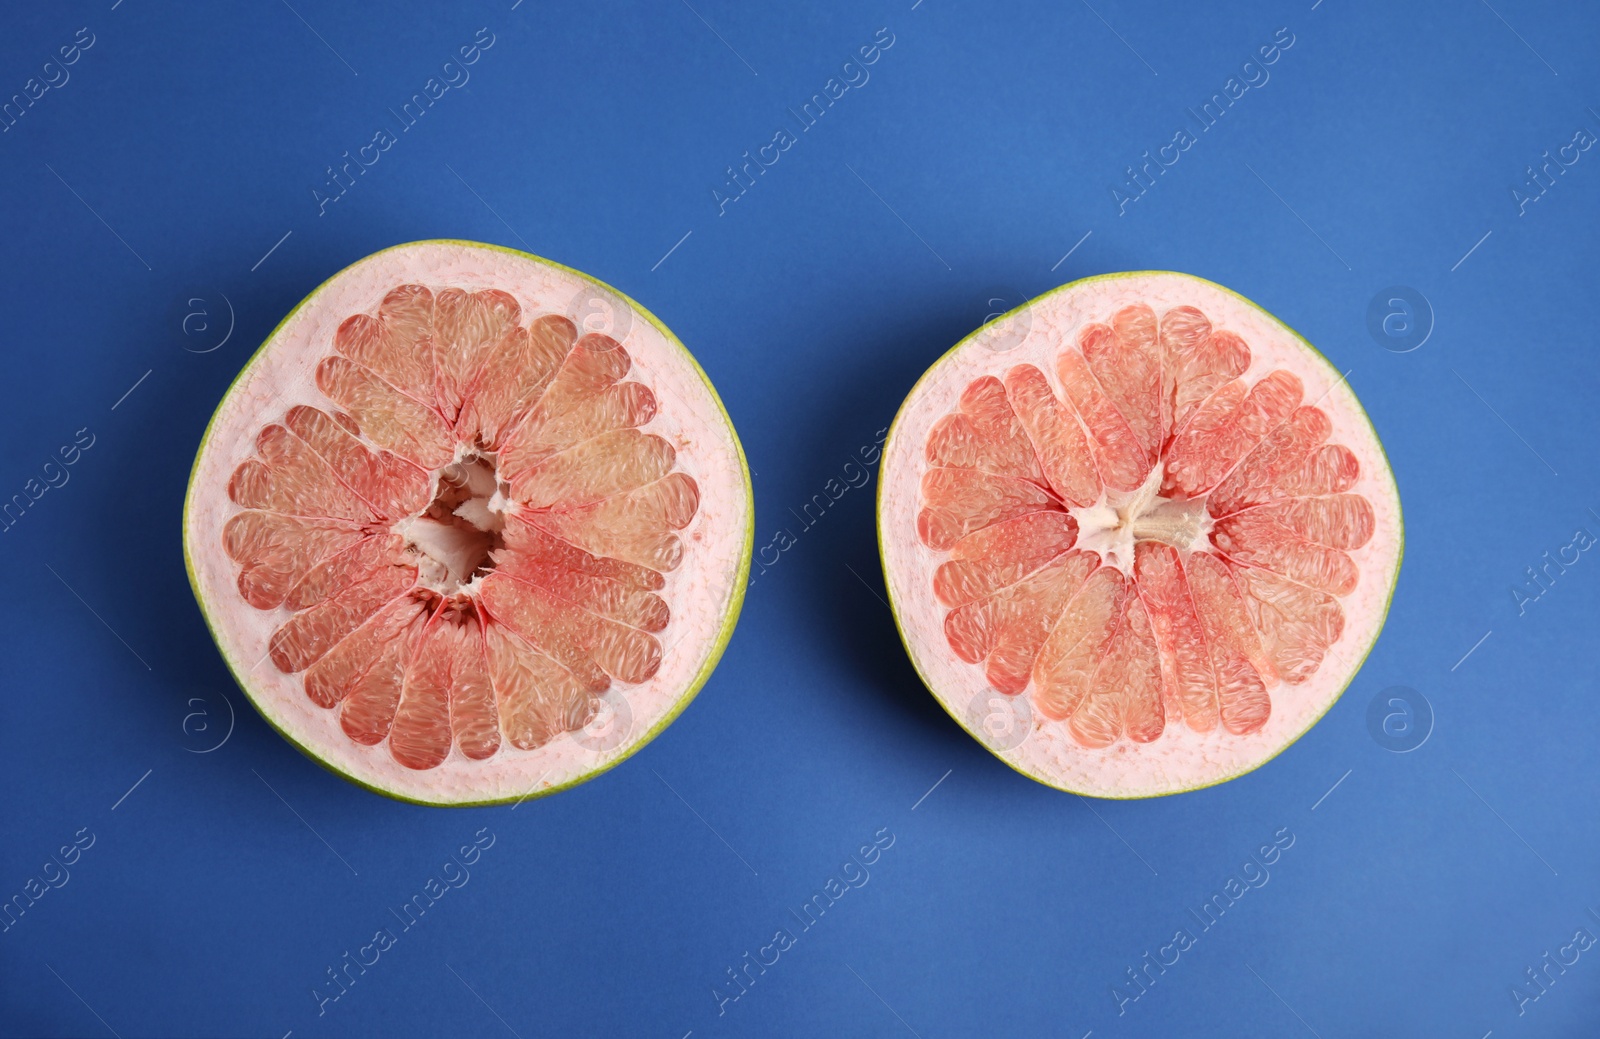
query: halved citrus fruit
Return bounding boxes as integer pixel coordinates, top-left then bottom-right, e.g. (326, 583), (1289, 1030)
(878, 272), (1401, 797)
(184, 241), (752, 805)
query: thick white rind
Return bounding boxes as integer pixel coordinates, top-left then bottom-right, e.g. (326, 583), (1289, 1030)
(878, 272), (1402, 799)
(184, 241), (752, 806)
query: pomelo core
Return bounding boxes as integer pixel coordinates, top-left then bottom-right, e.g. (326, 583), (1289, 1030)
(184, 241), (752, 806)
(878, 272), (1401, 798)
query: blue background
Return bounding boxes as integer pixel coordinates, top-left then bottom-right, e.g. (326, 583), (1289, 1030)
(2, 1), (1597, 1036)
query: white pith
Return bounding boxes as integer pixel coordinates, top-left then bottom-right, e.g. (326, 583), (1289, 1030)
(183, 242), (752, 806)
(394, 446), (510, 597)
(1069, 463), (1212, 576)
(878, 272), (1403, 799)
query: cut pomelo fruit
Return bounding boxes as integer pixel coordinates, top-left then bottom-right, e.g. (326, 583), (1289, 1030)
(878, 272), (1401, 798)
(184, 241), (752, 805)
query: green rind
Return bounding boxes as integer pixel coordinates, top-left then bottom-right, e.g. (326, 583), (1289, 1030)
(875, 270), (1404, 799)
(182, 239), (754, 808)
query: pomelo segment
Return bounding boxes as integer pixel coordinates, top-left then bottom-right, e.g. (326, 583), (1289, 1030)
(878, 272), (1401, 798)
(185, 241), (752, 806)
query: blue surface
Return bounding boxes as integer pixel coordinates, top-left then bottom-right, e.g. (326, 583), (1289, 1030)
(2, 1), (1598, 1036)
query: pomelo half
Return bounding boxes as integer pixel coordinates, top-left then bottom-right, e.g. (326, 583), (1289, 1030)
(878, 272), (1401, 798)
(184, 240), (752, 806)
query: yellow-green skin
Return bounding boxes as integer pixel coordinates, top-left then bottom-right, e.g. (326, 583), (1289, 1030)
(876, 271), (1403, 798)
(183, 240), (753, 807)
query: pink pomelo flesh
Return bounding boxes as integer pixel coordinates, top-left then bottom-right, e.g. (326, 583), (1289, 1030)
(185, 241), (751, 805)
(879, 272), (1401, 797)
